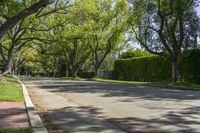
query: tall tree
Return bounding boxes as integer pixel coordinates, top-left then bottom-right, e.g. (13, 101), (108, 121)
(0, 0), (68, 74)
(72, 0), (129, 76)
(129, 0), (200, 81)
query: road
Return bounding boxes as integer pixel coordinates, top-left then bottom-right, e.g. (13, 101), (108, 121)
(21, 77), (200, 133)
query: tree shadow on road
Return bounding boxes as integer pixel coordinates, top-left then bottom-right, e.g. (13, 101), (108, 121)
(39, 106), (127, 133)
(39, 105), (200, 133)
(23, 79), (200, 101)
(22, 78), (200, 133)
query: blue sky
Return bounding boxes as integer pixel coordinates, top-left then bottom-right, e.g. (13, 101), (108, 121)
(197, 6), (200, 16)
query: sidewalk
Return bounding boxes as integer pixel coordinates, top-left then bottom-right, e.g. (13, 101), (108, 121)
(0, 102), (30, 129)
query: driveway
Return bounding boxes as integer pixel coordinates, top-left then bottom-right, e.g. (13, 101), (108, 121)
(21, 77), (200, 133)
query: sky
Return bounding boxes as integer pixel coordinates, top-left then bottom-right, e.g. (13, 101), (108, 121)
(197, 5), (200, 16)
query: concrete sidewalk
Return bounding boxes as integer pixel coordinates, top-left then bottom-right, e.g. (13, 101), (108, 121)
(0, 102), (30, 129)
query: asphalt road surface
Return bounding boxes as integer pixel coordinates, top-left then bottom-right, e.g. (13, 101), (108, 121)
(21, 77), (200, 133)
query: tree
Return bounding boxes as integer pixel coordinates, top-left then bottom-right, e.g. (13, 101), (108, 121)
(0, 20), (31, 74)
(30, 0), (130, 77)
(129, 0), (200, 82)
(0, 0), (68, 74)
(41, 8), (92, 77)
(0, 0), (55, 40)
(73, 0), (129, 76)
(3, 0), (133, 78)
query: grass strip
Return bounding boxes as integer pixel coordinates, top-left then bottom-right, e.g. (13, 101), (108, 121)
(0, 75), (24, 102)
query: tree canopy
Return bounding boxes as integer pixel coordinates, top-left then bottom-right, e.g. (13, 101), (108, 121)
(128, 0), (200, 81)
(0, 0), (199, 82)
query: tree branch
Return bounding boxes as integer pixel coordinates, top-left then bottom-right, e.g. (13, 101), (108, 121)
(0, 0), (55, 38)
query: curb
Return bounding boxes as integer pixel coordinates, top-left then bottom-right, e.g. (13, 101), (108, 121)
(19, 79), (48, 133)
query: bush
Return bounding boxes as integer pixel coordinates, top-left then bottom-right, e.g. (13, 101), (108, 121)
(77, 72), (95, 78)
(181, 49), (200, 83)
(114, 49), (200, 83)
(119, 49), (153, 59)
(114, 56), (171, 81)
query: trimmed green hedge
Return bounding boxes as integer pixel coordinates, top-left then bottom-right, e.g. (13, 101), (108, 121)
(114, 56), (171, 82)
(181, 49), (200, 83)
(114, 49), (200, 83)
(77, 72), (95, 78)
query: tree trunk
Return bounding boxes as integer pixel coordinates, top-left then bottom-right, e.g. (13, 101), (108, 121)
(94, 66), (100, 77)
(65, 65), (69, 77)
(0, 74), (4, 81)
(171, 53), (181, 82)
(3, 41), (15, 75)
(3, 58), (13, 74)
(71, 67), (79, 78)
(53, 70), (56, 77)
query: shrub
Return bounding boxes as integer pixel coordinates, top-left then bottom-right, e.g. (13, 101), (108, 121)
(181, 49), (200, 83)
(119, 49), (153, 59)
(114, 56), (171, 81)
(114, 49), (200, 83)
(77, 72), (95, 78)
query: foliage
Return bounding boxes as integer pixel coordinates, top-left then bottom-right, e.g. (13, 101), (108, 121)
(0, 0), (55, 38)
(114, 55), (171, 81)
(77, 0), (130, 75)
(129, 0), (200, 81)
(119, 50), (135, 59)
(15, 0), (130, 77)
(99, 51), (118, 71)
(0, 0), (68, 75)
(77, 72), (95, 79)
(0, 0), (200, 84)
(181, 49), (200, 83)
(115, 49), (200, 83)
(119, 49), (153, 59)
(0, 0), (24, 17)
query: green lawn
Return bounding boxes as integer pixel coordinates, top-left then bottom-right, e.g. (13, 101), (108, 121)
(0, 75), (24, 102)
(94, 78), (152, 85)
(94, 78), (200, 90)
(0, 128), (32, 133)
(169, 81), (200, 90)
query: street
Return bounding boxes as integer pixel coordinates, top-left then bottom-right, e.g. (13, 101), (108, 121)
(22, 77), (200, 133)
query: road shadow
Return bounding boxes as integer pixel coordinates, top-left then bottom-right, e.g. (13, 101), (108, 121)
(38, 105), (200, 133)
(39, 106), (127, 133)
(22, 78), (200, 133)
(22, 78), (200, 101)
(108, 106), (200, 133)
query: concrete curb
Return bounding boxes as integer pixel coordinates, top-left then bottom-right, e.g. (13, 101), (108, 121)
(19, 79), (48, 133)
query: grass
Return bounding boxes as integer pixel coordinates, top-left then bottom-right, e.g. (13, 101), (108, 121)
(94, 78), (200, 90)
(0, 75), (24, 102)
(94, 78), (153, 85)
(0, 75), (31, 132)
(0, 128), (32, 133)
(169, 81), (200, 89)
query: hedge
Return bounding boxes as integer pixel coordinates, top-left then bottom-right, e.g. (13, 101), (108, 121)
(77, 72), (95, 78)
(114, 49), (200, 83)
(181, 49), (200, 83)
(114, 56), (171, 82)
